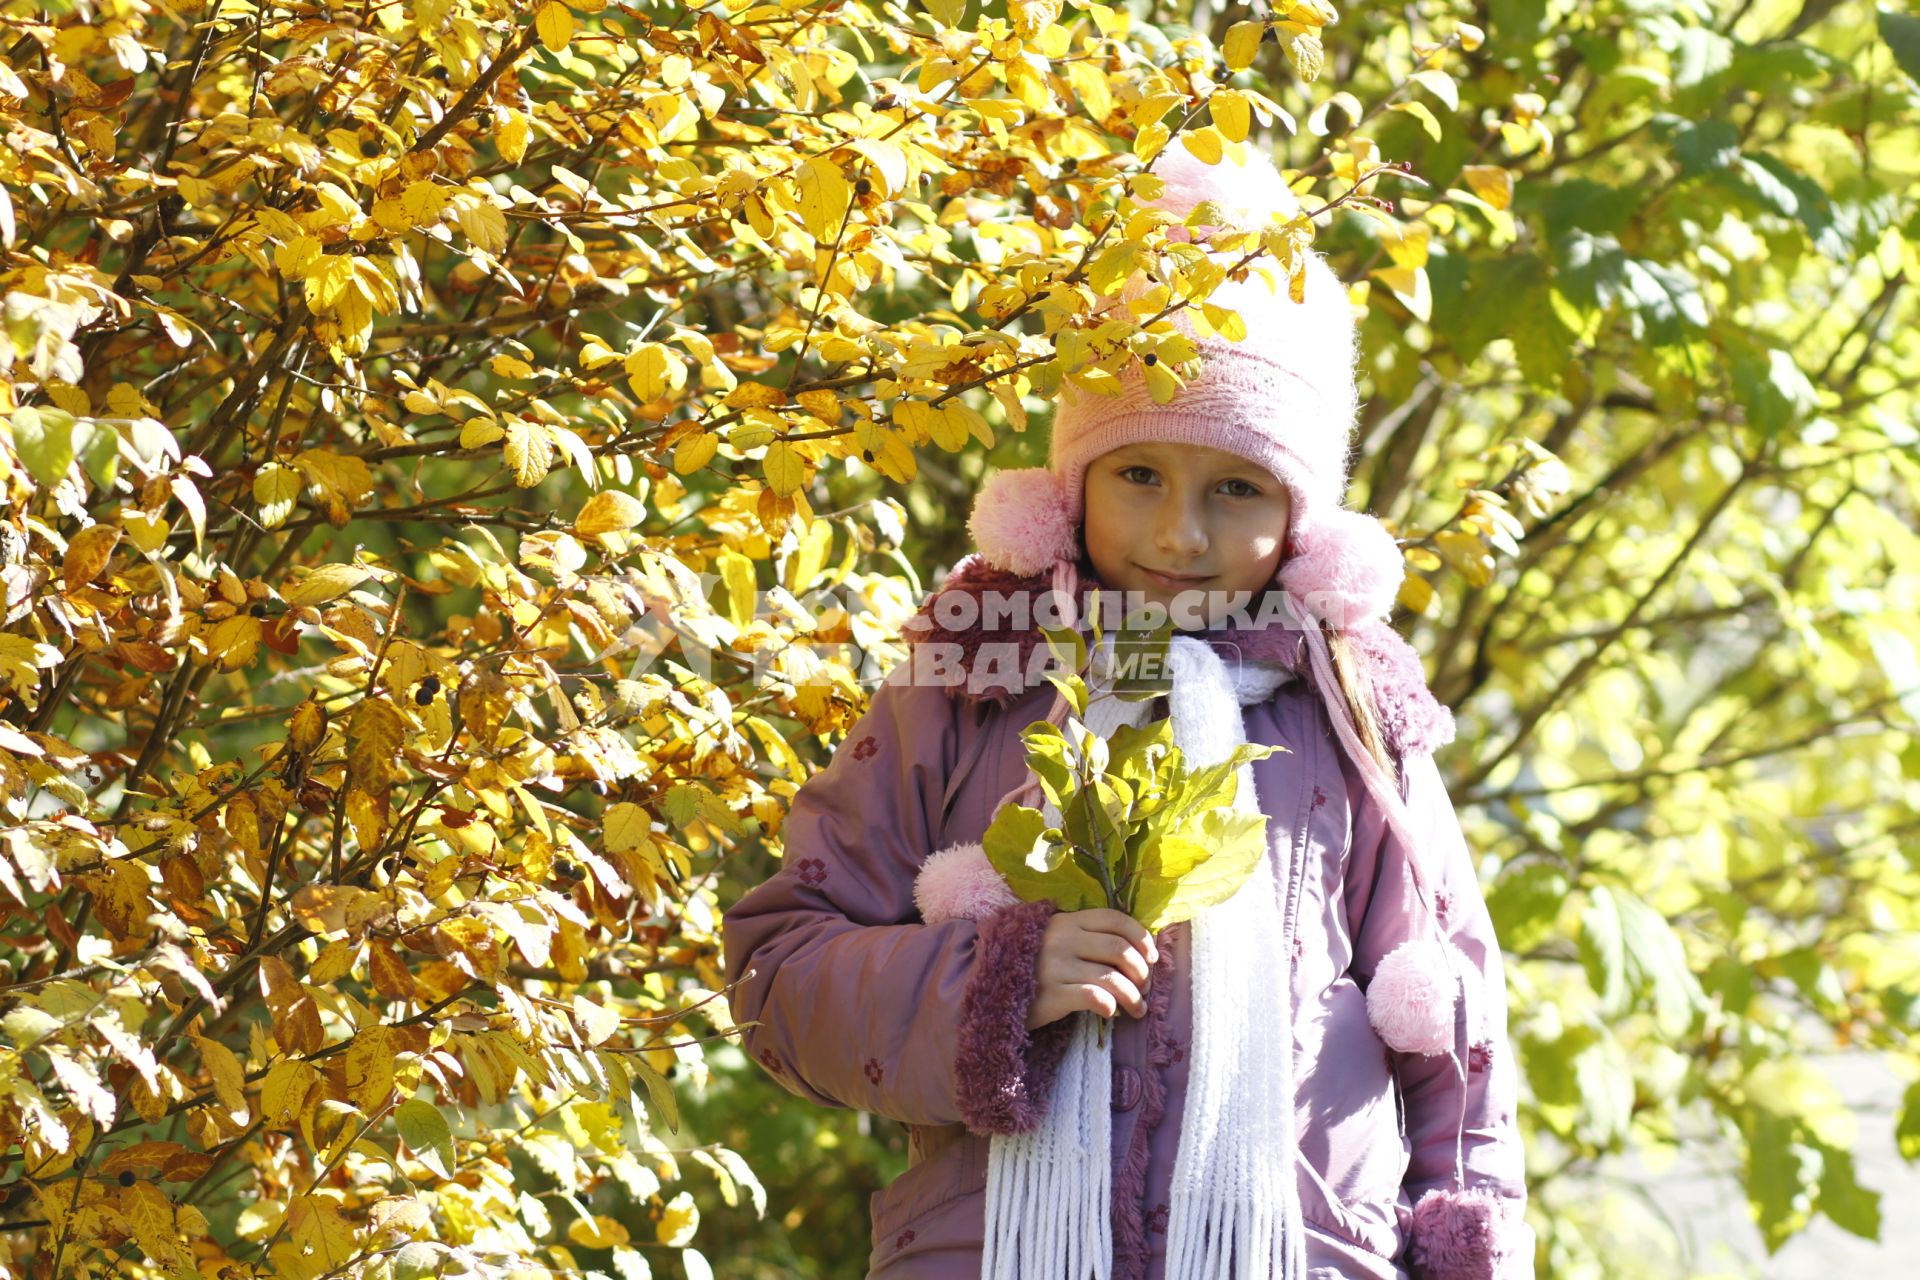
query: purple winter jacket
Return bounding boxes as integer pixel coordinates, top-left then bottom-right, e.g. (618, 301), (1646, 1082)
(721, 564), (1531, 1279)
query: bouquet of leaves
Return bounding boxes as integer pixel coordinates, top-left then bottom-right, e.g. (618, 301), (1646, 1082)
(980, 619), (1285, 1040)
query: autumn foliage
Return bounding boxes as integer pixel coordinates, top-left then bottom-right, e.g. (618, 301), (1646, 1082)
(2, 0), (1918, 1277)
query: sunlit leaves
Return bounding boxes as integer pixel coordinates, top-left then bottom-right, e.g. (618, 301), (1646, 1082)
(795, 157), (852, 243)
(535, 1), (574, 53)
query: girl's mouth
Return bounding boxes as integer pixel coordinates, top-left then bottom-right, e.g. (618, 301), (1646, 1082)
(1138, 566), (1212, 591)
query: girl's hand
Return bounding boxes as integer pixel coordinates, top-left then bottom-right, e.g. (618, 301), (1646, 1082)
(1024, 909), (1159, 1031)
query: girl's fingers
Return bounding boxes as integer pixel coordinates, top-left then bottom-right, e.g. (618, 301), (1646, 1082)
(1075, 932), (1152, 990)
(1071, 965), (1144, 1018)
(1080, 909), (1159, 966)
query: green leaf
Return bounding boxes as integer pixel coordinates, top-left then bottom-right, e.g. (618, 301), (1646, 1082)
(1042, 670), (1089, 719)
(1739, 153), (1846, 257)
(1669, 118), (1739, 176)
(1581, 884), (1705, 1034)
(1577, 885), (1628, 1015)
(1038, 624), (1086, 677)
(395, 1098), (455, 1177)
(8, 406), (79, 487)
(1813, 1139), (1881, 1241)
(1743, 1109), (1811, 1253)
(633, 1056), (681, 1134)
(1879, 8), (1920, 84)
(1896, 1081), (1920, 1161)
(1571, 1029), (1634, 1148)
(1018, 723), (1075, 809)
(981, 803), (1105, 911)
(1485, 861), (1569, 954)
(1730, 341), (1819, 437)
(1131, 805), (1268, 931)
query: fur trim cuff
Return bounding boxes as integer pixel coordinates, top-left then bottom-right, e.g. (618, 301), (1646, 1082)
(955, 898), (1074, 1135)
(1409, 1186), (1532, 1279)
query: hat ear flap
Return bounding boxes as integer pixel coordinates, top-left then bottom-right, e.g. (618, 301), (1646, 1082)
(1277, 507), (1404, 628)
(969, 468), (1079, 577)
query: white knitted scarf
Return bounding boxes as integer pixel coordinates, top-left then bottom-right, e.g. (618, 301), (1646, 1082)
(982, 635), (1306, 1280)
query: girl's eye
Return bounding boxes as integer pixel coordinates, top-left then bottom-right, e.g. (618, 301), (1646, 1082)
(1121, 465), (1157, 485)
(1220, 478), (1259, 498)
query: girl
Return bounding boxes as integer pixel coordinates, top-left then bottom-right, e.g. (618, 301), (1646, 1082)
(722, 141), (1532, 1280)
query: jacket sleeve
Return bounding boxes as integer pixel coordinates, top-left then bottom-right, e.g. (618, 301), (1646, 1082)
(1347, 749), (1534, 1280)
(721, 671), (1074, 1132)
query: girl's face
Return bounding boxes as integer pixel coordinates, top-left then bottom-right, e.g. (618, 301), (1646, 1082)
(1082, 441), (1293, 630)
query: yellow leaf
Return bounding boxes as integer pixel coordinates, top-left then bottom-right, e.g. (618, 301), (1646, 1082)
(673, 430), (719, 475)
(624, 343), (685, 402)
(1224, 20), (1264, 71)
(1182, 126), (1224, 165)
(603, 802), (652, 853)
(293, 449), (374, 524)
(191, 1035), (249, 1125)
(925, 404), (969, 452)
(1390, 99), (1444, 142)
(274, 234), (322, 280)
(504, 419), (554, 487)
(763, 440), (805, 496)
(571, 1214), (631, 1249)
(401, 180), (449, 227)
(1369, 263), (1432, 322)
(261, 1059), (319, 1124)
(489, 353), (533, 378)
(304, 253), (355, 311)
(717, 549), (757, 627)
(1211, 91), (1250, 143)
(657, 1191), (699, 1247)
(207, 615), (263, 671)
(435, 197), (495, 255)
(496, 107), (530, 165)
(1008, 0), (1062, 41)
(535, 1), (573, 53)
(61, 523), (119, 590)
(253, 462), (300, 529)
(724, 382), (786, 410)
(1462, 165), (1514, 211)
(574, 489), (647, 537)
(461, 418), (506, 449)
(122, 1183), (191, 1269)
(785, 515), (833, 593)
(1385, 219), (1431, 270)
(345, 1025), (398, 1111)
(796, 156), (851, 243)
(284, 563), (371, 607)
(572, 996), (623, 1047)
(1134, 121), (1170, 162)
(290, 698), (327, 755)
(347, 697), (406, 794)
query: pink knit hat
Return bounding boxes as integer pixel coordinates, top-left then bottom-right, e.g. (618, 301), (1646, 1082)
(966, 136), (1406, 631)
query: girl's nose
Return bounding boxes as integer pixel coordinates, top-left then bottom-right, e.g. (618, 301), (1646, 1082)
(1156, 498), (1208, 557)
